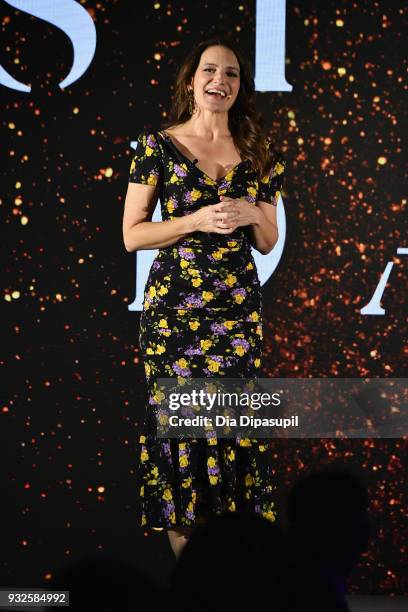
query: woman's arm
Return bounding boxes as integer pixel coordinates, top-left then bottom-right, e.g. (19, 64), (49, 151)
(123, 182), (195, 252)
(123, 183), (240, 252)
(248, 202), (279, 255)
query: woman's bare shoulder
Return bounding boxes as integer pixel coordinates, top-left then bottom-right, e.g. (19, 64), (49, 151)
(161, 124), (188, 137)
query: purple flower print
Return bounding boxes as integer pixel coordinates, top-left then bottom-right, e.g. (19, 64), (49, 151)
(172, 360), (192, 376)
(231, 338), (250, 350)
(210, 322), (227, 335)
(178, 247), (196, 260)
(232, 288), (246, 299)
(213, 278), (228, 291)
(185, 346), (203, 356)
(174, 164), (188, 178)
(163, 499), (176, 519)
(175, 294), (204, 309)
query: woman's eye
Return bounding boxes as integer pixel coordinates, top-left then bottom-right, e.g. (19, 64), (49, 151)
(204, 68), (238, 77)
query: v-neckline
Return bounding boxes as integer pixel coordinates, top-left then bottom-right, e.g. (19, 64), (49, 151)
(157, 129), (245, 184)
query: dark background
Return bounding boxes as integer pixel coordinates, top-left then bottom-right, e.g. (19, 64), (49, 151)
(1, 0), (407, 594)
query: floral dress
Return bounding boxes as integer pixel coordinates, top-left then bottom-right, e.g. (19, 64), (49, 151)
(128, 129), (286, 530)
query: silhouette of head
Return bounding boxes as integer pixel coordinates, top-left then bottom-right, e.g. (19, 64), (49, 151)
(286, 467), (370, 579)
(170, 511), (287, 611)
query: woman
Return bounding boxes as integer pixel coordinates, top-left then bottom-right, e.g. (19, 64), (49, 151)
(123, 37), (286, 557)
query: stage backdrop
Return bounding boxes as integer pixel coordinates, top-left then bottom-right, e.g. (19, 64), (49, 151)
(2, 0), (407, 594)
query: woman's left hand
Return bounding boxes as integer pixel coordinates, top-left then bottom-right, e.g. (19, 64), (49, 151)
(213, 195), (258, 229)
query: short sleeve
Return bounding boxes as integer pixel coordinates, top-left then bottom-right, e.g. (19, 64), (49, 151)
(128, 131), (162, 186)
(257, 140), (286, 206)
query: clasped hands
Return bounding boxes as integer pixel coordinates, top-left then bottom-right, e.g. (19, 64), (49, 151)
(193, 195), (258, 234)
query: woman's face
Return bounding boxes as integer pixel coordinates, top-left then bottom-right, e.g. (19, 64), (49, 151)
(189, 45), (241, 115)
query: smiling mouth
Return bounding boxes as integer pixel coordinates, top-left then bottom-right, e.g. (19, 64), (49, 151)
(205, 90), (227, 99)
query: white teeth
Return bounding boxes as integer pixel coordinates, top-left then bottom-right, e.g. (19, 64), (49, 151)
(206, 89), (226, 97)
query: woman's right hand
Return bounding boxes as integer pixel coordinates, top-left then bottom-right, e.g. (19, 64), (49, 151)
(189, 202), (239, 234)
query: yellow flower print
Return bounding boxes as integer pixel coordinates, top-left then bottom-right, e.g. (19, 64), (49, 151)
(200, 339), (213, 351)
(209, 475), (218, 485)
(225, 274), (237, 287)
(207, 456), (216, 467)
(176, 358), (188, 369)
(262, 509), (276, 522)
(259, 444), (266, 452)
(245, 474), (254, 486)
(130, 158), (136, 174)
(249, 311), (259, 322)
(229, 501), (236, 511)
(153, 389), (165, 403)
(170, 173), (179, 184)
(180, 259), (189, 269)
(182, 477), (192, 488)
(246, 262), (254, 270)
(158, 412), (168, 425)
(187, 501), (194, 512)
(158, 284), (168, 296)
(143, 299), (150, 310)
(187, 268), (199, 277)
(211, 250), (222, 260)
(159, 319), (168, 328)
(148, 286), (156, 298)
(141, 449), (149, 462)
(254, 358), (261, 368)
(139, 435), (146, 443)
(141, 514), (147, 525)
(227, 241), (237, 247)
(189, 320), (200, 331)
(147, 478), (157, 485)
(167, 200), (175, 214)
(180, 455), (189, 468)
(169, 511), (176, 523)
(190, 188), (202, 201)
(140, 485), (144, 496)
(239, 438), (252, 447)
(224, 320), (236, 330)
(202, 291), (214, 302)
(146, 347), (154, 355)
(192, 278), (203, 287)
(233, 294), (245, 304)
(155, 344), (166, 354)
(274, 161), (285, 175)
(247, 186), (257, 198)
(207, 359), (220, 373)
(234, 345), (247, 357)
(256, 325), (263, 337)
(208, 437), (217, 445)
(151, 466), (159, 477)
(144, 362), (151, 376)
(162, 488), (173, 501)
(178, 309), (186, 315)
(146, 175), (156, 186)
(145, 145), (155, 157)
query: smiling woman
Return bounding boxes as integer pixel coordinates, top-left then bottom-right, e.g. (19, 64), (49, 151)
(123, 36), (286, 559)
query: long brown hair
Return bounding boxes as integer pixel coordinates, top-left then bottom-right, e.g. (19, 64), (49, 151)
(161, 37), (273, 178)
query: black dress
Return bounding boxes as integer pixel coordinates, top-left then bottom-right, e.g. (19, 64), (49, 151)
(128, 129), (286, 530)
